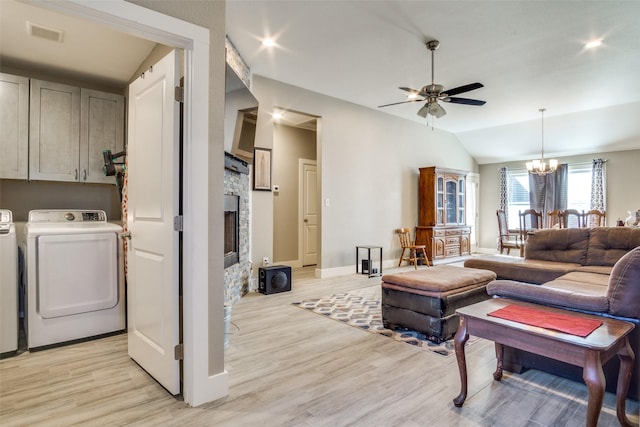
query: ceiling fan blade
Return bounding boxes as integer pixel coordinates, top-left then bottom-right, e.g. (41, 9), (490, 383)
(444, 97), (486, 106)
(378, 99), (423, 108)
(399, 86), (420, 94)
(442, 82), (483, 96)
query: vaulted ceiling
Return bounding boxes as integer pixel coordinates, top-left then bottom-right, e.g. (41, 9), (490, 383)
(225, 0), (640, 164)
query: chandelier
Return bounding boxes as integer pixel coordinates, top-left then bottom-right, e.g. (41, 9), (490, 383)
(526, 108), (558, 175)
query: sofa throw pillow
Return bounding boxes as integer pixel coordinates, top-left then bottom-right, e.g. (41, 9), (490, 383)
(607, 246), (640, 318)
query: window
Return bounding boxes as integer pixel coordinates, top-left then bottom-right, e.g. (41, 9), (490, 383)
(506, 170), (529, 229)
(567, 163), (592, 213)
(506, 164), (593, 229)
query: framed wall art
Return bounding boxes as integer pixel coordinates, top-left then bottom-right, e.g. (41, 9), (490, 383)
(253, 147), (272, 191)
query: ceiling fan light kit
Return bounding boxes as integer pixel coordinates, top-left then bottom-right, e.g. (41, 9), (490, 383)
(526, 108), (558, 176)
(378, 40), (486, 119)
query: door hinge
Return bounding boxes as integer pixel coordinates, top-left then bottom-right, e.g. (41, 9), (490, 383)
(174, 215), (183, 232)
(174, 343), (184, 360)
(174, 86), (184, 103)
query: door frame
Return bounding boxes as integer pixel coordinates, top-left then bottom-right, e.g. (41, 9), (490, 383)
(298, 158), (318, 267)
(36, 0), (227, 407)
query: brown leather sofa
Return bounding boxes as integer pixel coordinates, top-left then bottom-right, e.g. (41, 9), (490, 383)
(464, 227), (640, 400)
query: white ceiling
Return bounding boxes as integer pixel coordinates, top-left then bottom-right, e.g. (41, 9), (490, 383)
(2, 1), (638, 165)
(225, 0), (640, 164)
(0, 0), (156, 88)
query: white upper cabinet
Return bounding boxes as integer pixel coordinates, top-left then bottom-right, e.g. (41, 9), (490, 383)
(0, 73), (29, 179)
(28, 79), (124, 183)
(29, 79), (81, 182)
(80, 89), (125, 184)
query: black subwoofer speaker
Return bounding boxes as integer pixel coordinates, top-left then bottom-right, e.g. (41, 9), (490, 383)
(258, 265), (292, 295)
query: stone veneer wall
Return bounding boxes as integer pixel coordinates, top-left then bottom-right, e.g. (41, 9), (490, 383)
(224, 166), (251, 305)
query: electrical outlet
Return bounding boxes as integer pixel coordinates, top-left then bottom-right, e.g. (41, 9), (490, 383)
(262, 257), (269, 266)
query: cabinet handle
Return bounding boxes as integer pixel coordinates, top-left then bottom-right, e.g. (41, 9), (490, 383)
(83, 169), (87, 181)
(75, 169), (78, 180)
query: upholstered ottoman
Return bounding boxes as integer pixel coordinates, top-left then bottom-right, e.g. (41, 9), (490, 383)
(381, 266), (497, 342)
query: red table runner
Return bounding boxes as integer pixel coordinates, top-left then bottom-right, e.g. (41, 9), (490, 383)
(487, 304), (602, 337)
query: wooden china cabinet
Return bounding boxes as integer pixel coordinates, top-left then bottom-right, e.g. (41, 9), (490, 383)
(415, 166), (471, 263)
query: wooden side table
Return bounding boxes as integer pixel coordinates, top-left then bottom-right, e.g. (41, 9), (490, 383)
(356, 245), (382, 278)
(453, 298), (636, 427)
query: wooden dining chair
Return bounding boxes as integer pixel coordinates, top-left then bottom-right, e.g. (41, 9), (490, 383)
(547, 209), (562, 229)
(561, 209), (583, 228)
(496, 210), (522, 255)
(518, 209), (543, 256)
(396, 228), (429, 269)
(583, 209), (606, 227)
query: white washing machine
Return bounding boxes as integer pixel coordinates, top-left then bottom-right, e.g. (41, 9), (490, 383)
(0, 209), (18, 355)
(21, 209), (125, 350)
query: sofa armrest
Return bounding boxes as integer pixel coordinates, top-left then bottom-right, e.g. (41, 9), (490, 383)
(487, 280), (609, 313)
(607, 246), (640, 318)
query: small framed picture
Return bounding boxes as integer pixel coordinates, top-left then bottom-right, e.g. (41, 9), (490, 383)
(253, 147), (272, 191)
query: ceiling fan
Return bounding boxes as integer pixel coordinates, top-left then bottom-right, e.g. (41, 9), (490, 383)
(379, 40), (486, 119)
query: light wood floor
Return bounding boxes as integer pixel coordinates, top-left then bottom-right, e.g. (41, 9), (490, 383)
(1, 266), (638, 426)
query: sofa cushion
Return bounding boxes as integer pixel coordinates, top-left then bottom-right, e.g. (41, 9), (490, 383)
(524, 228), (590, 264)
(573, 265), (612, 275)
(464, 255), (577, 285)
(607, 246), (640, 318)
(487, 280), (609, 313)
(552, 271), (610, 288)
(585, 227), (640, 266)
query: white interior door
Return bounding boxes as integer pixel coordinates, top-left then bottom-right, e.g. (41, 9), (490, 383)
(301, 160), (318, 266)
(127, 50), (181, 394)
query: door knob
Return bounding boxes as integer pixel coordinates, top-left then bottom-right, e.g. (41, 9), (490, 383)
(304, 218), (308, 222)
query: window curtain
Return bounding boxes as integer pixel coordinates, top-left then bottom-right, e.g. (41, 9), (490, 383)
(499, 166), (508, 220)
(590, 158), (605, 211)
(528, 163), (568, 216)
(589, 159), (606, 227)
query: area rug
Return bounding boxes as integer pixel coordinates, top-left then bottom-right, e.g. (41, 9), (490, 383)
(293, 291), (475, 357)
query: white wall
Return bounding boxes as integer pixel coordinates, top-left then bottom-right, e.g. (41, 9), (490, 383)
(477, 149), (640, 251)
(250, 75), (478, 275)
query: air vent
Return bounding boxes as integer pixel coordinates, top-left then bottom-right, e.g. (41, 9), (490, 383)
(27, 21), (64, 43)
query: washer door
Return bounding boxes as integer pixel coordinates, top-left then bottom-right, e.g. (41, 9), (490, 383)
(36, 232), (118, 318)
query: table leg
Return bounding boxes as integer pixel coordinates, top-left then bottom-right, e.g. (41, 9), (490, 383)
(453, 316), (470, 407)
(583, 350), (605, 427)
(493, 342), (504, 381)
(615, 337), (635, 427)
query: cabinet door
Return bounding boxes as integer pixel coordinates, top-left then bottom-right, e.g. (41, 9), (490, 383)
(458, 178), (465, 224)
(80, 89), (125, 183)
(29, 80), (80, 181)
(436, 176), (444, 225)
(0, 73), (29, 179)
(445, 178), (458, 224)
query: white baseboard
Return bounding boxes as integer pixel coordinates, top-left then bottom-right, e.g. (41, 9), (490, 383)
(317, 259), (398, 278)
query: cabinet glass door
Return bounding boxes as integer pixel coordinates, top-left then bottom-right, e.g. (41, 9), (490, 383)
(437, 177), (444, 224)
(445, 180), (457, 224)
(458, 178), (465, 224)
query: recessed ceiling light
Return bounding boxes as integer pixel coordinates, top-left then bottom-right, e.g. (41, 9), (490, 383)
(262, 38), (276, 47)
(585, 39), (602, 49)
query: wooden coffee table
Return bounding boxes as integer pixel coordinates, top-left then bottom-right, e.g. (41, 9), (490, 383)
(453, 298), (636, 427)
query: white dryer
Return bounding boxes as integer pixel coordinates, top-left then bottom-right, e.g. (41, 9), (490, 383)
(22, 209), (125, 350)
(0, 209), (18, 355)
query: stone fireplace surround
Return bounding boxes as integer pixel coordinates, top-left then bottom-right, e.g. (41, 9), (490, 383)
(223, 152), (251, 305)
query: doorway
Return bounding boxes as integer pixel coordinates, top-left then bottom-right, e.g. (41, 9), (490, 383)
(271, 110), (319, 267)
(14, 0), (224, 407)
